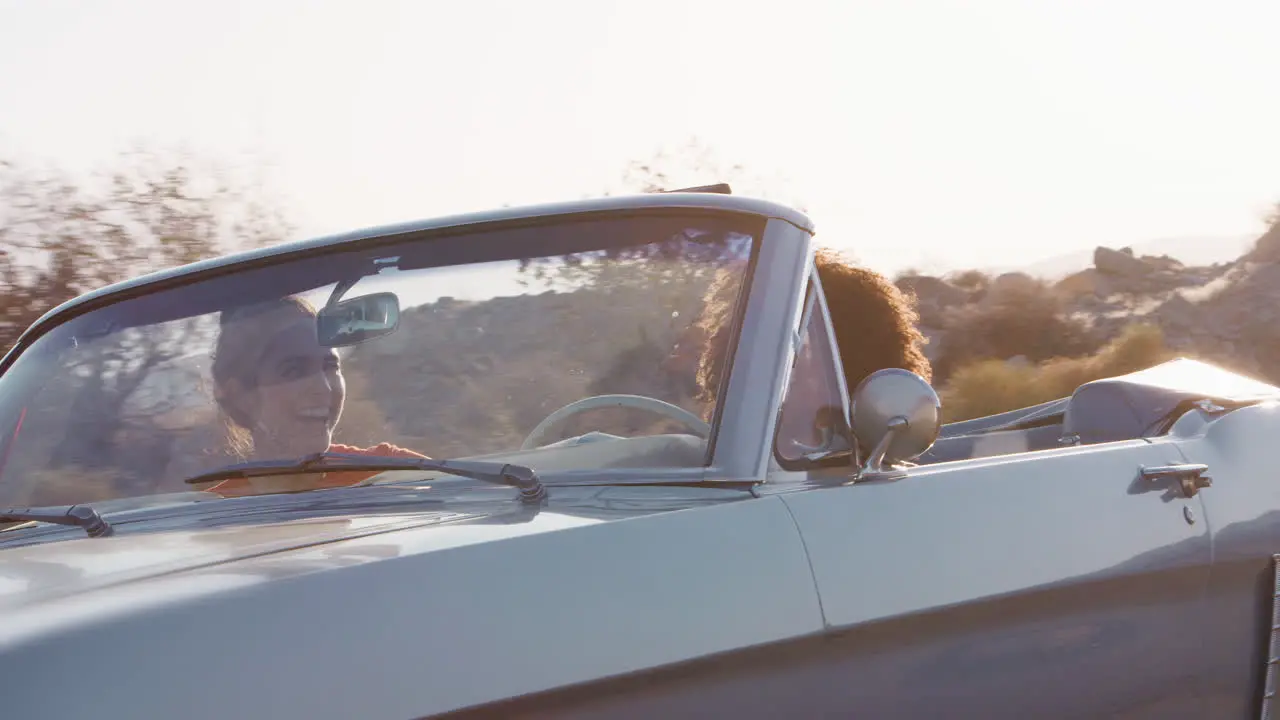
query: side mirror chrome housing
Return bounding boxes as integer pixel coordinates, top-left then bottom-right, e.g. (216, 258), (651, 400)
(850, 368), (941, 481)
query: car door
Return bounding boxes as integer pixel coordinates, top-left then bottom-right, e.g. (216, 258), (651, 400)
(1159, 398), (1280, 717)
(765, 274), (1214, 719)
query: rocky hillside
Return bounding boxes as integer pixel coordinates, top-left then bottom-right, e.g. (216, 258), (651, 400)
(898, 221), (1280, 387)
(334, 283), (708, 460)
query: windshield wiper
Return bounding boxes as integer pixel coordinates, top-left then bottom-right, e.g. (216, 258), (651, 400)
(1, 504), (114, 537)
(182, 451), (547, 505)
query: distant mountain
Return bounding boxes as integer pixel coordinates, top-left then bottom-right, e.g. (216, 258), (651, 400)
(985, 235), (1257, 280)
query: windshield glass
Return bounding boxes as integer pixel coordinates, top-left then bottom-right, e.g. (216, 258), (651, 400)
(0, 210), (761, 507)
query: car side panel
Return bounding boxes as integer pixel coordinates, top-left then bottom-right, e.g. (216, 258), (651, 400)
(780, 439), (1213, 719)
(0, 494), (823, 720)
(1166, 401), (1280, 718)
(433, 577), (1200, 719)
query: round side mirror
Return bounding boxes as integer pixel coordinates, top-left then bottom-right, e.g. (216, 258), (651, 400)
(850, 368), (941, 479)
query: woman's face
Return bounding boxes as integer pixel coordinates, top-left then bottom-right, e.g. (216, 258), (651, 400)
(235, 314), (347, 459)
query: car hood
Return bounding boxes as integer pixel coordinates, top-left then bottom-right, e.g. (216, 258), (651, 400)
(0, 483), (749, 613)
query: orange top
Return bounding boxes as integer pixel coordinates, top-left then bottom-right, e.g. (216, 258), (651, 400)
(206, 442), (429, 498)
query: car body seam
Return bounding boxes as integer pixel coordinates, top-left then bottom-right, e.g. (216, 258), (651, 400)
(774, 493), (830, 630)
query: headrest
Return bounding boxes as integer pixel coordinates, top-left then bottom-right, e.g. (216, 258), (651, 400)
(1061, 358), (1280, 445)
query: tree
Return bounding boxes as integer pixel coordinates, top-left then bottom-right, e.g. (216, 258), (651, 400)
(603, 136), (808, 211)
(931, 275), (1101, 383)
(0, 146), (294, 491)
(0, 147), (292, 351)
(518, 137), (807, 292)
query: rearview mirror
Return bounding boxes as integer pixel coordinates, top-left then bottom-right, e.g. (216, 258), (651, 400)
(317, 292), (401, 348)
(850, 368), (941, 481)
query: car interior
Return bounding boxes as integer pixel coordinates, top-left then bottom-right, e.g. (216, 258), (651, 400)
(431, 353), (1280, 481)
(430, 358), (1280, 478)
(916, 357), (1280, 465)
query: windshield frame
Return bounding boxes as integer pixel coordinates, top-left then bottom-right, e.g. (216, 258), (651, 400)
(706, 216), (817, 482)
(0, 200), (813, 501)
(0, 193), (812, 374)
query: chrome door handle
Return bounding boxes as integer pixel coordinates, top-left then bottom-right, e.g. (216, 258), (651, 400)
(1140, 464), (1212, 498)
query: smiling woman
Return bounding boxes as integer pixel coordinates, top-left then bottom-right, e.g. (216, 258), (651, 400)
(206, 296), (427, 498)
(212, 296), (340, 459)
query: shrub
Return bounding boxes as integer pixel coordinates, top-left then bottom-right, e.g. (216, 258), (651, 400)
(933, 274), (1099, 382)
(946, 269), (991, 294)
(940, 323), (1174, 422)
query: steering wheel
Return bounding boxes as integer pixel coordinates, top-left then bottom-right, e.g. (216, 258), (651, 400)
(521, 394), (712, 450)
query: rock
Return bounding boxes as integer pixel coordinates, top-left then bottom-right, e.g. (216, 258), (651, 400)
(1153, 293), (1201, 331)
(1149, 270), (1184, 287)
(991, 272), (1038, 291)
(1142, 254), (1185, 272)
(1201, 262), (1280, 334)
(1245, 224), (1280, 264)
(1055, 268), (1103, 299)
(1094, 246), (1154, 278)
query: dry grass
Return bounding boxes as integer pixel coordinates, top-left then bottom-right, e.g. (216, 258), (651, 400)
(940, 323), (1175, 422)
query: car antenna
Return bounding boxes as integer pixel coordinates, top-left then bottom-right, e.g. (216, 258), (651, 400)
(1, 504), (114, 537)
(659, 183), (732, 195)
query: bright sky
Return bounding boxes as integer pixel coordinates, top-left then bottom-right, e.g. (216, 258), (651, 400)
(2, 0), (1279, 276)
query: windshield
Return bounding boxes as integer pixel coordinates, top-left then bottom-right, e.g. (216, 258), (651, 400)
(0, 210), (761, 507)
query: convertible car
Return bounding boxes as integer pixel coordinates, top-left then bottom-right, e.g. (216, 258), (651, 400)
(2, 187), (1280, 719)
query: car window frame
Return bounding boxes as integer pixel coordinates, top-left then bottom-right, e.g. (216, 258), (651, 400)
(770, 260), (857, 473)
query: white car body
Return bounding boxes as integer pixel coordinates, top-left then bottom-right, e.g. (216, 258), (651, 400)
(2, 192), (1280, 719)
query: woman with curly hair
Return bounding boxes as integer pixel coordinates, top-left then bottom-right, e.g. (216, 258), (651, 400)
(685, 247), (932, 412)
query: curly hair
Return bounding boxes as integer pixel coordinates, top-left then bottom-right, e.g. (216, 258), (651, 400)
(693, 248), (931, 405)
(813, 247), (932, 387)
(691, 262), (749, 406)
